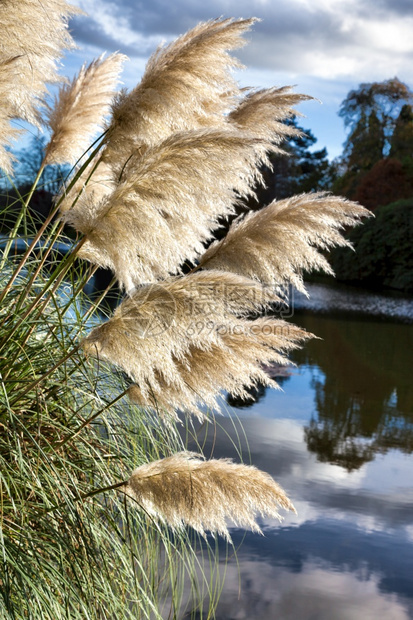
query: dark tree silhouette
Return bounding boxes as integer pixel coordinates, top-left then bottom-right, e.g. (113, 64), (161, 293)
(334, 79), (413, 201)
(331, 198), (413, 292)
(291, 314), (413, 471)
(390, 103), (413, 169)
(339, 78), (412, 153)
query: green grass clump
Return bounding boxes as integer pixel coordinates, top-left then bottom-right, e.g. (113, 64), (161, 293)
(0, 231), (221, 619)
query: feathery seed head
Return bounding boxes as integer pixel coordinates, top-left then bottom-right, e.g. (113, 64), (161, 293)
(199, 192), (372, 293)
(124, 452), (296, 539)
(83, 272), (311, 417)
(103, 18), (257, 163)
(229, 86), (313, 148)
(64, 128), (271, 291)
(45, 53), (127, 165)
(58, 156), (116, 216)
(127, 318), (311, 418)
(0, 58), (24, 172)
(0, 0), (81, 125)
(0, 0), (80, 170)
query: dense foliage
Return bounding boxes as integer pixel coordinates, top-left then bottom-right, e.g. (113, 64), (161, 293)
(255, 118), (331, 203)
(333, 79), (413, 202)
(258, 79), (413, 294)
(331, 198), (413, 293)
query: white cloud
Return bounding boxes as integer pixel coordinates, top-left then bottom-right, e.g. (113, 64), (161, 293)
(194, 559), (411, 620)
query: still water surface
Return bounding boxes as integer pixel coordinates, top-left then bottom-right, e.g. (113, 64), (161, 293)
(187, 283), (413, 620)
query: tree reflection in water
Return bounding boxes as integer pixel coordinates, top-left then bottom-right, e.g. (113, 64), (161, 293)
(225, 311), (413, 471)
(292, 313), (413, 470)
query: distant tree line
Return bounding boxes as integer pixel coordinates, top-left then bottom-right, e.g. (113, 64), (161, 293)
(251, 77), (413, 293)
(330, 78), (413, 293)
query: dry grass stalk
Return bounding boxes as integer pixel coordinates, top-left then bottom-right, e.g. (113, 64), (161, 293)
(124, 452), (296, 539)
(103, 18), (256, 169)
(45, 53), (127, 165)
(199, 192), (371, 293)
(64, 129), (270, 291)
(0, 59), (22, 172)
(127, 318), (310, 418)
(0, 0), (80, 127)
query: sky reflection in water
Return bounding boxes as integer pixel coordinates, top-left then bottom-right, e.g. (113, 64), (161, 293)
(185, 291), (413, 619)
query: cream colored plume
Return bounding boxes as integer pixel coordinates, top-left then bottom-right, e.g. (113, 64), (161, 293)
(103, 17), (256, 168)
(63, 128), (268, 291)
(45, 53), (127, 165)
(124, 452), (296, 539)
(0, 0), (80, 127)
(0, 59), (22, 172)
(128, 317), (310, 419)
(81, 271), (297, 413)
(199, 192), (371, 293)
(229, 86), (311, 151)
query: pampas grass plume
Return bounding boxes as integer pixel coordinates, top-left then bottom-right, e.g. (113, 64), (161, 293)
(229, 86), (312, 151)
(83, 272), (312, 418)
(82, 271), (281, 391)
(104, 18), (256, 165)
(0, 59), (22, 172)
(128, 318), (311, 418)
(45, 53), (127, 165)
(58, 156), (116, 215)
(199, 192), (371, 293)
(65, 129), (269, 290)
(0, 0), (80, 126)
(124, 452), (296, 539)
(0, 0), (80, 170)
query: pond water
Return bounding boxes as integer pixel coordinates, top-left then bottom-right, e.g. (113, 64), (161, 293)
(185, 282), (413, 620)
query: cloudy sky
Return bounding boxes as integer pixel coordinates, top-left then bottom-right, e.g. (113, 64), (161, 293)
(66, 0), (413, 159)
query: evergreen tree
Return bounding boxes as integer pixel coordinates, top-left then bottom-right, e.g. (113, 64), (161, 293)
(251, 118), (332, 206)
(390, 103), (413, 170)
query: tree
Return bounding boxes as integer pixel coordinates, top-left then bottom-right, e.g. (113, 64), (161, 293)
(288, 121), (332, 194)
(334, 78), (413, 200)
(250, 118), (332, 206)
(390, 103), (413, 170)
(345, 111), (384, 171)
(355, 158), (413, 209)
(339, 78), (412, 156)
(331, 198), (413, 292)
